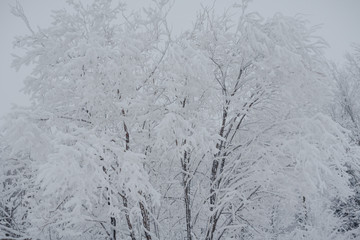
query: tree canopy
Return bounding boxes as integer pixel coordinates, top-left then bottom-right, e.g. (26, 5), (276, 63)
(1, 1), (359, 240)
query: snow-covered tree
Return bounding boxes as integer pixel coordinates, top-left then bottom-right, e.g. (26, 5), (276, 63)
(1, 0), (170, 239)
(1, 1), (358, 240)
(331, 44), (360, 144)
(330, 44), (360, 239)
(145, 2), (355, 239)
(178, 4), (352, 239)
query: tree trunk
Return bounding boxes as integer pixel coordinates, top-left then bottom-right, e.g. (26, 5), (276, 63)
(182, 150), (192, 240)
(110, 217), (116, 240)
(121, 193), (136, 240)
(139, 201), (152, 240)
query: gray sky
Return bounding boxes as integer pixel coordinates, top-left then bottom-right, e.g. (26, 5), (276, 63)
(1, 0), (360, 123)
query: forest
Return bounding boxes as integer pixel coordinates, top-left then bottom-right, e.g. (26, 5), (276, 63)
(1, 0), (360, 239)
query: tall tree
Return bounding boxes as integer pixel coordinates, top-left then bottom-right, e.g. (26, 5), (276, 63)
(330, 44), (360, 239)
(1, 1), (358, 240)
(1, 0), (170, 239)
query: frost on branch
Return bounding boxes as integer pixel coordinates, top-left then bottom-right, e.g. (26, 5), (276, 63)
(1, 0), (359, 240)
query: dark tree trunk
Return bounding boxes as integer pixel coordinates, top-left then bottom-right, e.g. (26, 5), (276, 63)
(139, 201), (152, 240)
(181, 150), (192, 240)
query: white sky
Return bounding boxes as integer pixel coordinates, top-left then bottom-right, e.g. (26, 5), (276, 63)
(1, 0), (360, 122)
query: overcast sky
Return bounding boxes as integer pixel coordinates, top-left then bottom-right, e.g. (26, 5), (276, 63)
(1, 0), (360, 123)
